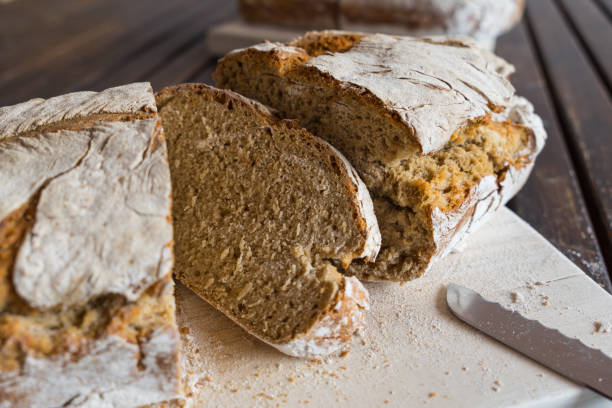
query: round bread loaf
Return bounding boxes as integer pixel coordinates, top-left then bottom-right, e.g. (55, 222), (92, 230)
(213, 31), (547, 282)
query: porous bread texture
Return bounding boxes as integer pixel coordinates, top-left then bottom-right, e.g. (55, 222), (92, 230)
(214, 31), (517, 164)
(0, 83), (181, 407)
(238, 0), (525, 50)
(213, 31), (547, 281)
(156, 84), (379, 357)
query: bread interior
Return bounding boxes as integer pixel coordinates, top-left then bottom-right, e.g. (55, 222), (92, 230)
(157, 86), (367, 343)
(213, 35), (534, 281)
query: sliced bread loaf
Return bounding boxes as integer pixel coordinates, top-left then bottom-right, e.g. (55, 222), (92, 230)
(156, 84), (380, 357)
(0, 83), (181, 407)
(213, 31), (547, 281)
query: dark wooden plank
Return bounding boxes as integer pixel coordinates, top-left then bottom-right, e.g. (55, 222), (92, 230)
(0, 20), (121, 85)
(149, 6), (240, 90)
(597, 0), (612, 18)
(525, 0), (612, 285)
(149, 41), (216, 91)
(0, 0), (111, 73)
(558, 0), (612, 92)
(497, 23), (611, 291)
(0, 0), (206, 105)
(86, 0), (236, 91)
(186, 58), (220, 85)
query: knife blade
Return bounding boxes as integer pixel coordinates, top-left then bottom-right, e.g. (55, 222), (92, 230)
(446, 283), (612, 400)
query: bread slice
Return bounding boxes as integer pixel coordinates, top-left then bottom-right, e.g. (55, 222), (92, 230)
(0, 83), (181, 407)
(213, 31), (547, 281)
(156, 84), (380, 357)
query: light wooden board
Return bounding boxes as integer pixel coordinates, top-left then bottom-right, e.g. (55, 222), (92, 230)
(175, 207), (612, 407)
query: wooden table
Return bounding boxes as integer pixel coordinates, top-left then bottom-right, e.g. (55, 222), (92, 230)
(1, 0), (611, 292)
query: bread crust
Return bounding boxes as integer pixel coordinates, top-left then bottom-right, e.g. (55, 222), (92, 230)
(156, 84), (378, 357)
(237, 0), (525, 49)
(214, 32), (547, 282)
(0, 83), (181, 407)
(338, 0), (525, 47)
(215, 32), (517, 162)
(156, 83), (380, 264)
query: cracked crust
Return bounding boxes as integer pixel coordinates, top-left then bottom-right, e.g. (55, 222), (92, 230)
(214, 31), (517, 164)
(0, 83), (181, 407)
(214, 31), (547, 281)
(272, 277), (369, 358)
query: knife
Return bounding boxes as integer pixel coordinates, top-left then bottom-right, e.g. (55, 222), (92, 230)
(446, 283), (612, 400)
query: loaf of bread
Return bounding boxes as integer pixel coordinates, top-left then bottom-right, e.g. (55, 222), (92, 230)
(213, 31), (547, 282)
(156, 84), (380, 358)
(239, 0), (525, 49)
(0, 83), (181, 407)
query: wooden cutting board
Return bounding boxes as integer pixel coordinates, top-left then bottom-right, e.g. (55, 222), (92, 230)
(174, 207), (612, 407)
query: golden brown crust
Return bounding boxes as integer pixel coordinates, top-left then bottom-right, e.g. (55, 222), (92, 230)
(1, 112), (156, 144)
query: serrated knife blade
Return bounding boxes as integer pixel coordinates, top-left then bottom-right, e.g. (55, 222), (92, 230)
(446, 283), (612, 400)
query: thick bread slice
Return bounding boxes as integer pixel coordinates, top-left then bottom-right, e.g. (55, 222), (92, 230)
(156, 84), (380, 358)
(213, 31), (546, 281)
(0, 83), (181, 407)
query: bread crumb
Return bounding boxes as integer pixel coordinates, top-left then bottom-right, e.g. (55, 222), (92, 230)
(340, 350), (350, 358)
(384, 400), (390, 404)
(204, 376), (212, 382)
(180, 327), (190, 334)
(492, 386), (499, 392)
(444, 371), (451, 376)
(593, 321), (611, 333)
(231, 388), (239, 393)
(494, 380), (501, 386)
(288, 376), (295, 383)
(462, 367), (468, 371)
(428, 392), (437, 398)
(510, 292), (523, 303)
(535, 281), (544, 286)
